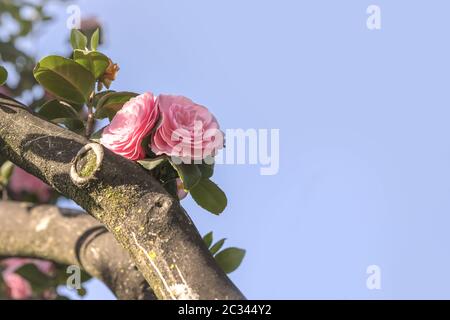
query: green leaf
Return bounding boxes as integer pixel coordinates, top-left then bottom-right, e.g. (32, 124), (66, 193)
(91, 28), (100, 51)
(80, 270), (92, 283)
(138, 156), (167, 171)
(38, 100), (84, 133)
(169, 160), (202, 190)
(34, 55), (95, 104)
(190, 178), (227, 214)
(70, 103), (85, 113)
(90, 126), (107, 143)
(70, 29), (87, 50)
(51, 264), (91, 287)
(94, 91), (137, 120)
(214, 248), (246, 274)
(203, 231), (213, 249)
(15, 264), (53, 293)
(73, 50), (109, 79)
(210, 238), (226, 255)
(198, 162), (214, 179)
(0, 66), (8, 86)
(93, 90), (114, 105)
(52, 117), (85, 133)
(0, 161), (14, 185)
(38, 99), (79, 120)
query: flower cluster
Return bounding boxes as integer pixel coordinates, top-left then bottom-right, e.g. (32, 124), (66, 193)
(100, 93), (224, 163)
(99, 93), (227, 213)
(29, 28), (229, 215)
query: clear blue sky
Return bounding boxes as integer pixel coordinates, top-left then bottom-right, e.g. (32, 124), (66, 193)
(27, 0), (450, 299)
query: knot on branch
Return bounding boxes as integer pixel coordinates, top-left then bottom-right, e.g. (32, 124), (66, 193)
(70, 143), (104, 185)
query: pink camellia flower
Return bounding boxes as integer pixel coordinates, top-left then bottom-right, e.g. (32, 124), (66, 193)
(1, 258), (29, 271)
(151, 95), (224, 162)
(9, 167), (52, 203)
(1, 258), (54, 300)
(101, 92), (159, 160)
(32, 260), (54, 275)
(3, 273), (32, 300)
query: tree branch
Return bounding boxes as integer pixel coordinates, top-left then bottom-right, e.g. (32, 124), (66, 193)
(0, 200), (155, 300)
(0, 95), (245, 300)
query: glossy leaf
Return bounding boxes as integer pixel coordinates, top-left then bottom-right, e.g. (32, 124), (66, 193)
(190, 178), (227, 215)
(95, 91), (137, 120)
(80, 269), (92, 283)
(138, 156), (167, 171)
(38, 99), (79, 120)
(91, 28), (100, 51)
(214, 248), (246, 274)
(90, 126), (107, 143)
(203, 231), (213, 249)
(70, 102), (85, 112)
(210, 238), (226, 255)
(170, 160), (202, 190)
(15, 264), (53, 293)
(0, 66), (7, 86)
(52, 117), (85, 133)
(70, 29), (87, 50)
(198, 162), (214, 179)
(33, 55), (95, 104)
(92, 90), (114, 106)
(73, 50), (109, 79)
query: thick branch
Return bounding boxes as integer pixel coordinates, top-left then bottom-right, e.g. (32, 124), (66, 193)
(0, 201), (155, 300)
(0, 96), (244, 300)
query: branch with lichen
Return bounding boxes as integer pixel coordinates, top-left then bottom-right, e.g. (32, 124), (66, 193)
(0, 200), (155, 300)
(0, 95), (245, 300)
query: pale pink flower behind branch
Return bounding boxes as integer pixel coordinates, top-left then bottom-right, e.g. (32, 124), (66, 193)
(9, 167), (52, 202)
(1, 258), (54, 300)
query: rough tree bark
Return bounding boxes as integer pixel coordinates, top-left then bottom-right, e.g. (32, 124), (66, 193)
(0, 95), (245, 300)
(0, 201), (155, 300)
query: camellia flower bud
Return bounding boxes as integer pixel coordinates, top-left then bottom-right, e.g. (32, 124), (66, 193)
(100, 59), (120, 89)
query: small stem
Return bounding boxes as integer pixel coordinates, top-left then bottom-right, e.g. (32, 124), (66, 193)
(85, 91), (96, 137)
(1, 185), (8, 201)
(86, 109), (95, 137)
